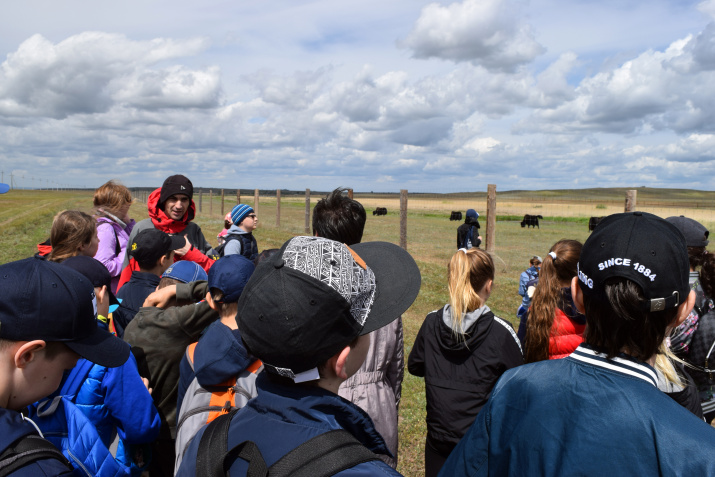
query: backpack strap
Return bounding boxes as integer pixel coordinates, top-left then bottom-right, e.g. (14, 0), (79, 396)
(186, 342), (198, 371)
(113, 226), (121, 256)
(59, 358), (95, 399)
(0, 434), (73, 477)
(196, 409), (269, 477)
(267, 429), (380, 477)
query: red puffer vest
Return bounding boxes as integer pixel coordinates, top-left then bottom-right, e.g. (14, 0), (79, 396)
(548, 308), (585, 359)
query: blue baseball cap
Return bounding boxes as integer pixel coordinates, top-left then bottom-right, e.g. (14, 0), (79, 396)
(0, 257), (130, 368)
(162, 261), (208, 283)
(208, 255), (255, 303)
(466, 209), (479, 219)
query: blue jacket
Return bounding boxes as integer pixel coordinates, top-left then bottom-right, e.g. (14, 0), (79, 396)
(176, 320), (254, 415)
(176, 374), (401, 476)
(72, 353), (161, 449)
(116, 271), (160, 317)
(517, 266), (539, 308)
(0, 408), (73, 477)
(439, 344), (715, 476)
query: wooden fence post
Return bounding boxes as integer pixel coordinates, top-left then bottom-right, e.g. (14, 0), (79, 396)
(276, 190), (281, 227)
(348, 188), (353, 200)
(254, 189), (259, 216)
(209, 190), (213, 217)
(305, 189), (311, 234)
(221, 189), (225, 217)
(400, 189), (408, 250)
(198, 189), (203, 213)
(236, 189), (241, 205)
(625, 190), (637, 212)
(486, 184), (497, 253)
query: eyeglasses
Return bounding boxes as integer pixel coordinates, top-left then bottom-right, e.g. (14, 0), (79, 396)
(247, 214), (257, 219)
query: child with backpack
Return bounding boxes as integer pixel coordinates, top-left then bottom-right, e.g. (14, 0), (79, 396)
(516, 255), (541, 321)
(219, 204), (259, 260)
(174, 254), (259, 471)
(408, 248), (523, 477)
(33, 256), (161, 476)
(456, 209), (482, 249)
(0, 257), (131, 476)
(175, 236), (421, 477)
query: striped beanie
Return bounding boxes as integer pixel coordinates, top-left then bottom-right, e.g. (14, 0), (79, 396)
(231, 204), (254, 226)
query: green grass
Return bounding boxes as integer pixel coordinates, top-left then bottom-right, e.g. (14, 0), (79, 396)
(0, 188), (710, 476)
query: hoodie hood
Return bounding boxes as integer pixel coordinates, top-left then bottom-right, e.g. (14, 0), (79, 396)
(194, 320), (255, 387)
(147, 187), (197, 234)
(436, 304), (495, 357)
(226, 223), (250, 236)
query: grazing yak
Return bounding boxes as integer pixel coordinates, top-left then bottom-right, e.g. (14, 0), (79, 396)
(450, 211), (463, 221)
(588, 216), (605, 232)
(373, 207), (387, 216)
(521, 214), (543, 229)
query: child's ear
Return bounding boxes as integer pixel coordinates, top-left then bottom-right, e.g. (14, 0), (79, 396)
(205, 291), (219, 311)
(332, 345), (352, 380)
(571, 276), (585, 314)
(14, 340), (47, 368)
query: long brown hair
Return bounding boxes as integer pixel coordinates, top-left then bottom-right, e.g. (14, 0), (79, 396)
(447, 248), (495, 335)
(523, 239), (582, 363)
(48, 210), (96, 263)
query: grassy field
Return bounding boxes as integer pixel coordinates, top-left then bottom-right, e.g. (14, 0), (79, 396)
(0, 188), (712, 476)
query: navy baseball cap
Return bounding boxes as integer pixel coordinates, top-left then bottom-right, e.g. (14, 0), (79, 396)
(0, 257), (130, 368)
(60, 256), (121, 313)
(666, 216), (709, 248)
(578, 212), (690, 312)
(162, 260), (208, 283)
(208, 255), (255, 303)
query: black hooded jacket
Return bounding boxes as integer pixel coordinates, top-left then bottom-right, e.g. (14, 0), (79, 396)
(408, 305), (523, 456)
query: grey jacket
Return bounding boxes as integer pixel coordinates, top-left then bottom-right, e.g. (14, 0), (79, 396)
(338, 316), (404, 468)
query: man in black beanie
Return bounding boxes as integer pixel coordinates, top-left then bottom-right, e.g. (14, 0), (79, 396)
(119, 175), (214, 290)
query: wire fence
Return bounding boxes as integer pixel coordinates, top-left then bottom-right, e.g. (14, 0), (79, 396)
(128, 187), (715, 251)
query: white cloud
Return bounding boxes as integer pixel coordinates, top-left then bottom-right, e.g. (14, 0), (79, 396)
(401, 0), (544, 72)
(0, 32), (217, 119)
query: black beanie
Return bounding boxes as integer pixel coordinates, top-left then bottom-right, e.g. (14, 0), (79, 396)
(159, 175), (194, 206)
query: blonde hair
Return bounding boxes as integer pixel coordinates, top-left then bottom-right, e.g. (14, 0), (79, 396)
(93, 180), (132, 218)
(655, 343), (684, 388)
(48, 210), (96, 263)
(447, 248), (495, 335)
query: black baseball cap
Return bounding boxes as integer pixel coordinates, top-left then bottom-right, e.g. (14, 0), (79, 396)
(665, 216), (709, 248)
(60, 256), (121, 313)
(577, 212), (690, 312)
(0, 257), (130, 368)
(237, 236), (421, 381)
(129, 228), (185, 265)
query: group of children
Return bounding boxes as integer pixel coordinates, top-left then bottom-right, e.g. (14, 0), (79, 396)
(2, 178), (715, 477)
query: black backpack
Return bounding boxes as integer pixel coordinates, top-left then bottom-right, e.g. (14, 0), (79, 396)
(215, 235), (241, 258)
(195, 410), (381, 477)
(0, 434), (72, 477)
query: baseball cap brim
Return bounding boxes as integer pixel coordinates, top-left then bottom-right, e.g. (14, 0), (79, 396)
(350, 241), (421, 335)
(65, 326), (131, 368)
(167, 234), (187, 251)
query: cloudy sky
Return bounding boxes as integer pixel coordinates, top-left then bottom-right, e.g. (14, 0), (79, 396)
(1, 0), (715, 192)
